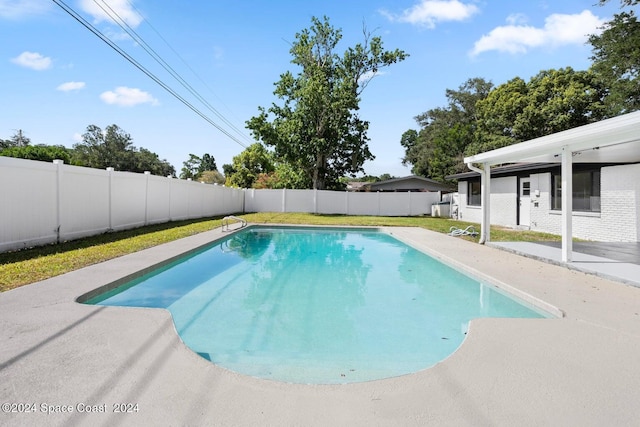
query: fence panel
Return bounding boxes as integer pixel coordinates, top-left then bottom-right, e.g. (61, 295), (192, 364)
(245, 189), (282, 213)
(284, 189), (315, 213)
(410, 192), (441, 216)
(347, 192), (379, 215)
(147, 174), (171, 224)
(59, 165), (110, 240)
(110, 171), (147, 231)
(378, 192), (410, 216)
(0, 157), (58, 251)
(316, 190), (346, 214)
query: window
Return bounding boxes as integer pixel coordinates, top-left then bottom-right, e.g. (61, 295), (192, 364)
(468, 179), (481, 206)
(552, 169), (601, 212)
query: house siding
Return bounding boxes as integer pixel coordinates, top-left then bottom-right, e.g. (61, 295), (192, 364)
(457, 163), (640, 242)
(457, 176), (517, 227)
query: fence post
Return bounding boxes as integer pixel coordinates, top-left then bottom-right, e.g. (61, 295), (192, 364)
(282, 188), (287, 212)
(144, 171), (150, 225)
(313, 188), (317, 214)
(106, 167), (114, 230)
(53, 160), (64, 243)
(167, 175), (173, 221)
(345, 191), (349, 215)
(408, 191), (412, 216)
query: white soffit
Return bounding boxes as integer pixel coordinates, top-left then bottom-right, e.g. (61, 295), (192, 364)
(465, 110), (640, 165)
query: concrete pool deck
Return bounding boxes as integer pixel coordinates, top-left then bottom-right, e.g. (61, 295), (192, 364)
(1, 225), (639, 426)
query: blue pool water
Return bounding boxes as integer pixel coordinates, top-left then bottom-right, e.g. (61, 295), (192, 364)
(86, 226), (549, 384)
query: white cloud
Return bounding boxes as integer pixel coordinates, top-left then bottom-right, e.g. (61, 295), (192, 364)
(0, 0), (51, 19)
(100, 86), (159, 107)
(506, 13), (528, 26)
(79, 0), (143, 28)
(11, 51), (52, 70)
(381, 0), (479, 28)
(57, 81), (86, 91)
(471, 10), (605, 57)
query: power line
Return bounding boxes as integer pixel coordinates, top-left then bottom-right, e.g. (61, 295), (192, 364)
(93, 0), (254, 146)
(52, 0), (249, 149)
(122, 0), (253, 145)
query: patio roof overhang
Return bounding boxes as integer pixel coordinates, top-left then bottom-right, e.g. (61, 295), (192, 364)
(463, 110), (640, 262)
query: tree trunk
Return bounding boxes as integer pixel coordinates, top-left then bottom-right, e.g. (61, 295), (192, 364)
(313, 153), (326, 190)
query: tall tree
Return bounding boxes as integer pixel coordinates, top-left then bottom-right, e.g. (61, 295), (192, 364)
(72, 124), (174, 175)
(180, 154), (202, 179)
(589, 11), (640, 114)
(134, 148), (175, 177)
(73, 124), (136, 171)
(247, 16), (408, 190)
(471, 68), (607, 155)
(402, 78), (493, 182)
(199, 154), (217, 174)
(224, 143), (275, 188)
(1, 130), (31, 149)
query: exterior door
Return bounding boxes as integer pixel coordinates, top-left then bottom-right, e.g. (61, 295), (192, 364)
(519, 177), (531, 227)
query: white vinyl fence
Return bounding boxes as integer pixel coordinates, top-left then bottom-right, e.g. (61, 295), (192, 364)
(0, 157), (244, 252)
(1, 157), (442, 252)
(244, 188), (441, 216)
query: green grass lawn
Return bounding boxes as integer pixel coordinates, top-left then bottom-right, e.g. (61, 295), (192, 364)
(0, 213), (561, 292)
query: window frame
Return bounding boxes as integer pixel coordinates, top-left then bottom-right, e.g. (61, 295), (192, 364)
(551, 168), (601, 213)
(468, 179), (481, 207)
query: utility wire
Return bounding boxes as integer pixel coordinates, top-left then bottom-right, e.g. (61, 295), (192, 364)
(52, 0), (248, 149)
(94, 0), (254, 145)
(123, 0), (253, 145)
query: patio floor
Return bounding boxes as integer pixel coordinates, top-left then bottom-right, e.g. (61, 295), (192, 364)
(490, 241), (640, 287)
(1, 226), (640, 426)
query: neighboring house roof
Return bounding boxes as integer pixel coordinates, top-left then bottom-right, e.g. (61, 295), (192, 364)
(362, 175), (455, 192)
(346, 181), (370, 191)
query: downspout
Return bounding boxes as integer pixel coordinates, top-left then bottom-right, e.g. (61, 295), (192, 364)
(466, 162), (487, 244)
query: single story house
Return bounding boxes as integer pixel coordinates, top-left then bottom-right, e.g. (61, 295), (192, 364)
(454, 110), (640, 261)
(359, 175), (455, 192)
(448, 161), (640, 242)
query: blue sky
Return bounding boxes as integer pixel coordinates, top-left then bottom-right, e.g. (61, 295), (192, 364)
(0, 0), (623, 177)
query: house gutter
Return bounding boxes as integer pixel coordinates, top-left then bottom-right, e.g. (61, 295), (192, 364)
(466, 162), (489, 244)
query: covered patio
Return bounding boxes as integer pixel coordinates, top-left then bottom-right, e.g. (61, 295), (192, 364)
(464, 110), (640, 265)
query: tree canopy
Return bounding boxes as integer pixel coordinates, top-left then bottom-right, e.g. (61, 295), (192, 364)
(402, 68), (608, 182)
(179, 153), (219, 180)
(401, 78), (493, 182)
(589, 10), (640, 114)
(71, 124), (175, 176)
(246, 16), (408, 190)
(224, 143), (275, 188)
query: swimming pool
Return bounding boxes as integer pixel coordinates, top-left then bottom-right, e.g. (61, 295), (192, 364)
(84, 226), (551, 384)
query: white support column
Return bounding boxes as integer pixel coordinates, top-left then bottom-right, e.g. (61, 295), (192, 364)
(481, 163), (491, 243)
(561, 146), (573, 262)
